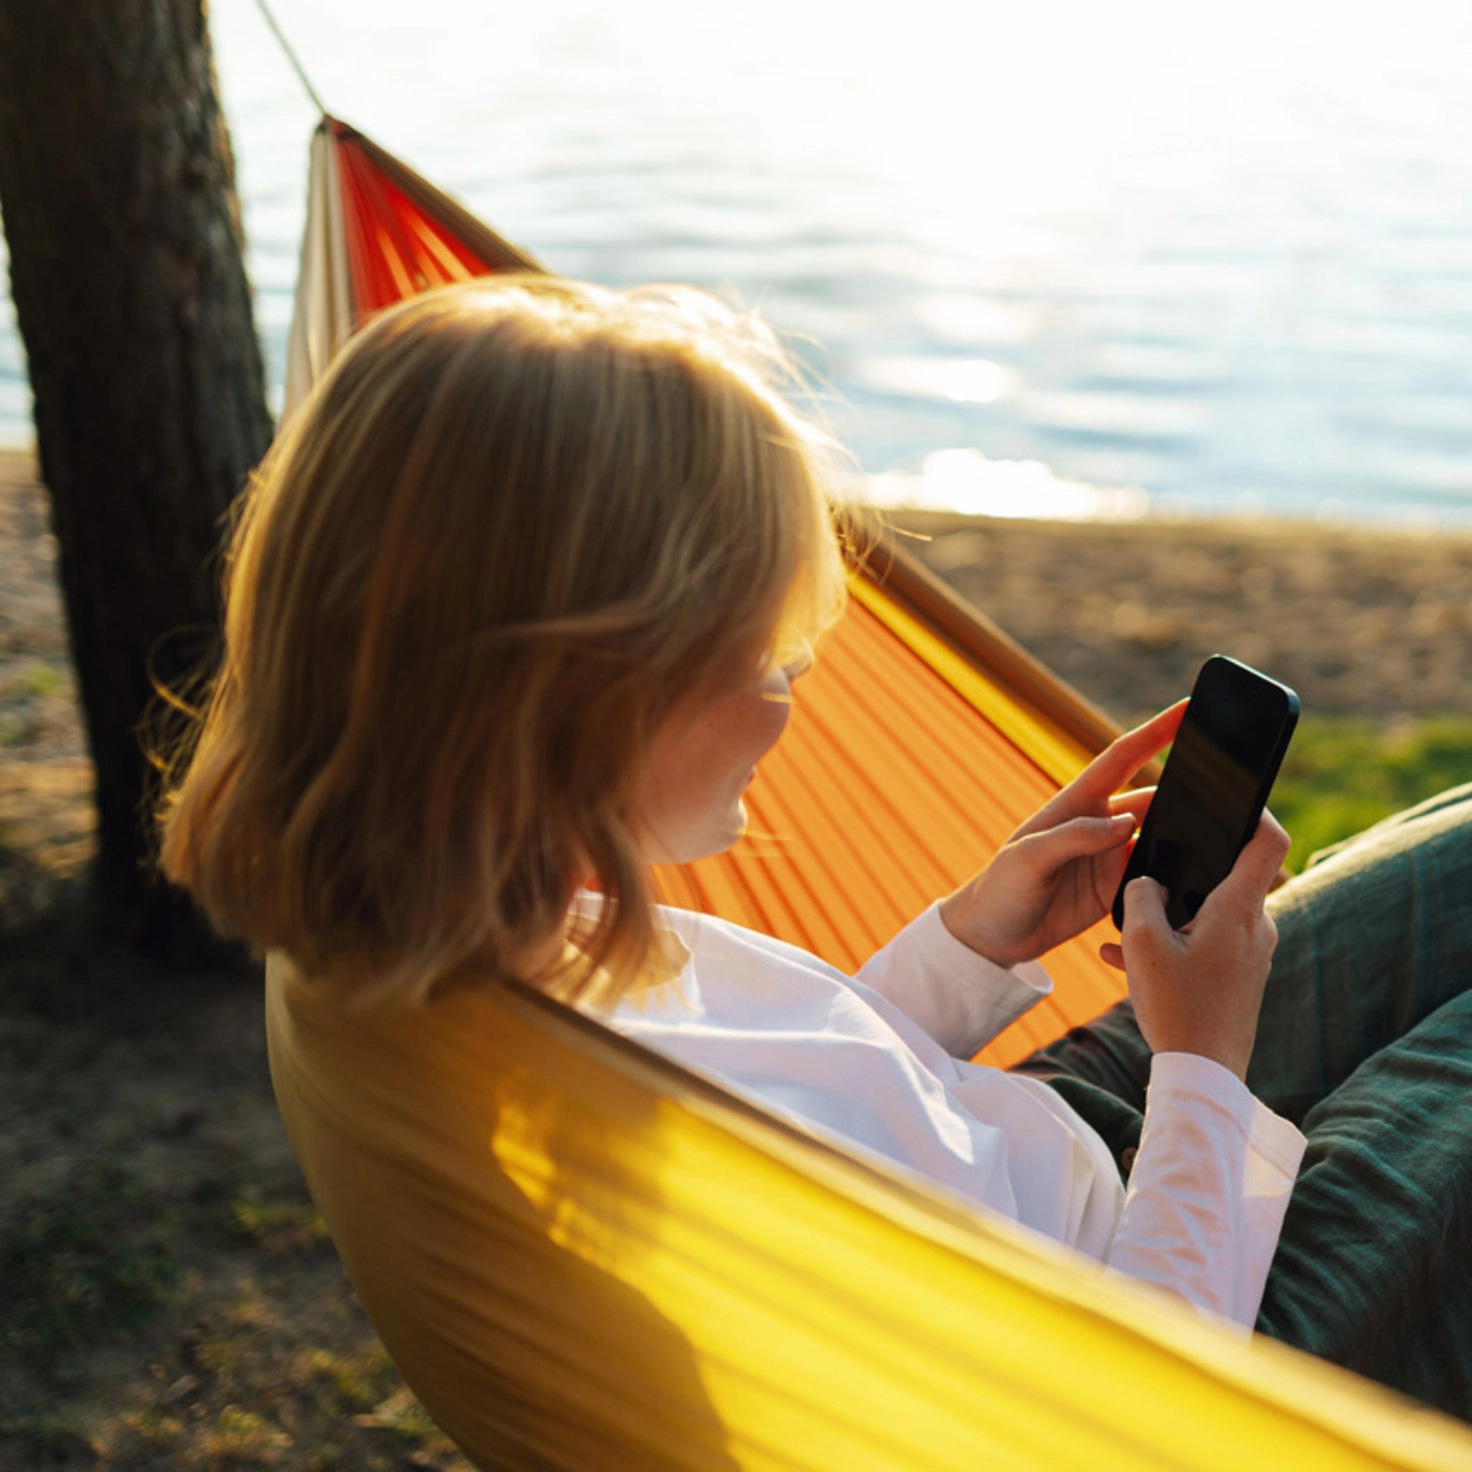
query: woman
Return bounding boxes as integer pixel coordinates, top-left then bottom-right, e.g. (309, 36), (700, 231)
(159, 276), (1472, 1438)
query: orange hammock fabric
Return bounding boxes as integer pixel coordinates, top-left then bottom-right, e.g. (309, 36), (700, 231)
(286, 114), (1132, 1066)
(658, 582), (1130, 1067)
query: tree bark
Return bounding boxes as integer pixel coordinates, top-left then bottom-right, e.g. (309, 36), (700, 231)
(0, 1), (273, 948)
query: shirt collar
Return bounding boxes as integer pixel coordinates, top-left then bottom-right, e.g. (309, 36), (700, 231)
(566, 890), (693, 1009)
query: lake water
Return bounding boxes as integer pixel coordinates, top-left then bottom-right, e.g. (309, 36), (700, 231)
(3, 0), (1471, 526)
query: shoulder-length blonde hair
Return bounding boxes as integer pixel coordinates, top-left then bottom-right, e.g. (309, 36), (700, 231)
(159, 276), (847, 1004)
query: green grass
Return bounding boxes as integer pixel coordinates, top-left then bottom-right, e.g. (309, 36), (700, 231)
(0, 1159), (181, 1377)
(20, 663), (61, 698)
(228, 1186), (331, 1254)
(1272, 714), (1472, 872)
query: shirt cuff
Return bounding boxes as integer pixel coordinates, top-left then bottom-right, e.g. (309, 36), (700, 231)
(1147, 1052), (1307, 1180)
(1111, 1051), (1307, 1326)
(856, 901), (1053, 1057)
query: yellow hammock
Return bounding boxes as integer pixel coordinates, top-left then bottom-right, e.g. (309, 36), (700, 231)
(270, 116), (1472, 1467)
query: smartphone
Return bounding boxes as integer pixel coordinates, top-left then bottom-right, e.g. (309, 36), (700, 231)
(1112, 655), (1299, 932)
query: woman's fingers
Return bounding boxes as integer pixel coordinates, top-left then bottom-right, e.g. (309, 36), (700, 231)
(1018, 704), (1186, 837)
(1014, 703), (1182, 836)
(1006, 700), (1177, 859)
(1078, 702), (1186, 794)
(1017, 811), (1135, 874)
(1107, 786), (1155, 826)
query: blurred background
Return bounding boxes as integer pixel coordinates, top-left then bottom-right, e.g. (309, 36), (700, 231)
(4, 0), (1471, 527)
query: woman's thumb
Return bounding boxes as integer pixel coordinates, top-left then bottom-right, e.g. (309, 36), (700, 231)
(1122, 876), (1172, 947)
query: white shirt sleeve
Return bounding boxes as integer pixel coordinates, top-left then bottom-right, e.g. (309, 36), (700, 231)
(605, 904), (1305, 1332)
(855, 901), (1053, 1057)
(1107, 1051), (1306, 1328)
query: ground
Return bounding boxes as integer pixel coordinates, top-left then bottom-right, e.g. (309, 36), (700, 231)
(887, 508), (1472, 723)
(0, 453), (472, 1469)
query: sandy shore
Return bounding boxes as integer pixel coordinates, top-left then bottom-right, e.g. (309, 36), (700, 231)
(0, 451), (92, 921)
(890, 508), (1472, 723)
(5, 447), (1472, 918)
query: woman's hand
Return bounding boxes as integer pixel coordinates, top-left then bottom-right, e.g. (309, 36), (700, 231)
(1116, 812), (1290, 1081)
(938, 702), (1186, 969)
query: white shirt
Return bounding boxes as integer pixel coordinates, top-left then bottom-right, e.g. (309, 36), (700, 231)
(595, 900), (1306, 1329)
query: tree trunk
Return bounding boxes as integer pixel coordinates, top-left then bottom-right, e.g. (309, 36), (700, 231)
(0, 1), (272, 950)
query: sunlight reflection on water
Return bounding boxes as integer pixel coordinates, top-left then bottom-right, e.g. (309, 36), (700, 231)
(862, 449), (1152, 520)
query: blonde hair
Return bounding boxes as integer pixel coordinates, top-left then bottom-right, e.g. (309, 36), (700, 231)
(159, 276), (847, 1004)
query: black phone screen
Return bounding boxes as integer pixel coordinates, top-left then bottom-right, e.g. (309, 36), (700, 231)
(1112, 656), (1299, 931)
